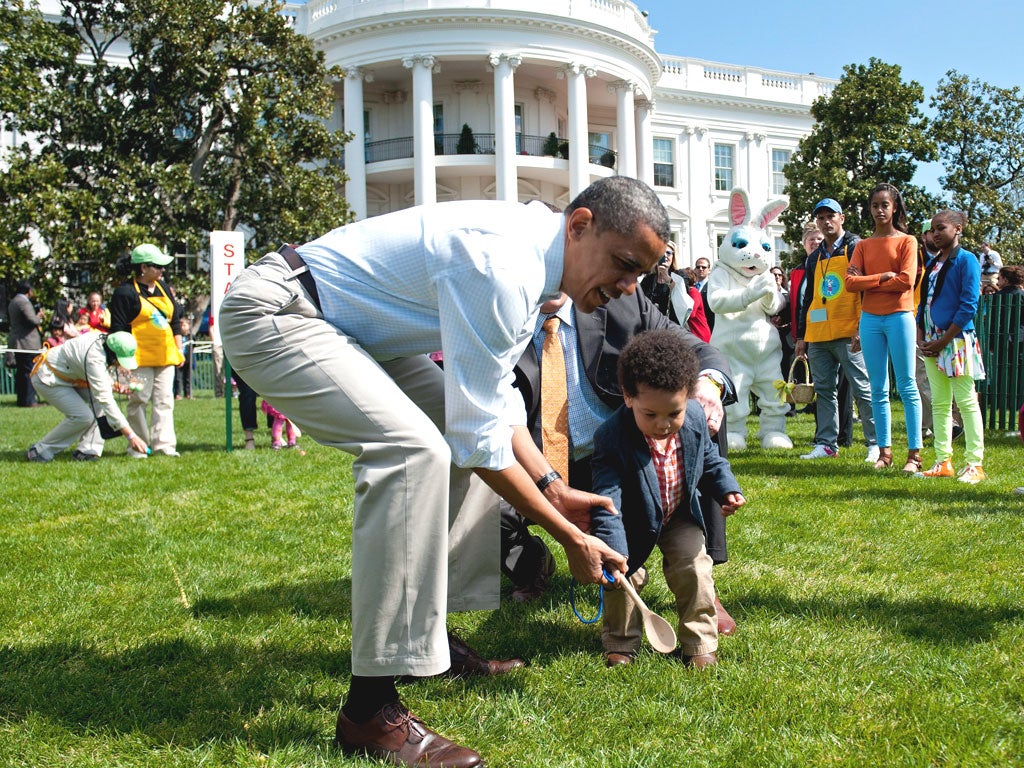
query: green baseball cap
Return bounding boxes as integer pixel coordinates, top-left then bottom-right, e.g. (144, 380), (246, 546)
(130, 243), (173, 266)
(106, 332), (139, 369)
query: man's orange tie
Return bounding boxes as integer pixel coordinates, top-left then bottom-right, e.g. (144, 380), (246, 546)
(541, 316), (570, 480)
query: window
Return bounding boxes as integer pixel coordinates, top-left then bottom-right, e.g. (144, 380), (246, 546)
(714, 143), (734, 191)
(515, 104), (523, 152)
(434, 103), (445, 154)
(771, 149), (791, 195)
(589, 131), (611, 165)
(653, 137), (674, 187)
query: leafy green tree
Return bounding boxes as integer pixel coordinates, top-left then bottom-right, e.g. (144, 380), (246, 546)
(1, 0), (350, 299)
(780, 58), (939, 263)
(930, 71), (1024, 259)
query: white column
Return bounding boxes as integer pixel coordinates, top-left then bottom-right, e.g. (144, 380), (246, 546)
(635, 98), (654, 186)
(562, 63), (595, 200)
(403, 54), (437, 206)
(343, 67), (372, 221)
(490, 53), (522, 202)
(611, 81), (637, 178)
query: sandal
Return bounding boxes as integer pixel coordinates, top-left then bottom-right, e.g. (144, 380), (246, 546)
(872, 448), (892, 470)
(902, 451), (922, 474)
(244, 434), (256, 450)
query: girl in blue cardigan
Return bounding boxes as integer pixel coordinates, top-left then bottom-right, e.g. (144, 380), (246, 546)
(916, 210), (986, 483)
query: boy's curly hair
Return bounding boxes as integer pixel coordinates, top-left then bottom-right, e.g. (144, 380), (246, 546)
(618, 329), (698, 398)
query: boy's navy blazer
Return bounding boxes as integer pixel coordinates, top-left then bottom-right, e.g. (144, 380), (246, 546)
(589, 400), (741, 576)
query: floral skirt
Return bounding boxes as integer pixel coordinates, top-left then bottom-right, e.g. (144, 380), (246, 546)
(925, 329), (986, 380)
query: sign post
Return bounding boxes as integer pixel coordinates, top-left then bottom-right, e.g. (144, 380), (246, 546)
(210, 231), (245, 451)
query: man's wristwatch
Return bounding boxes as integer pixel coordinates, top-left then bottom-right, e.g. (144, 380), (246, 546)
(536, 471), (562, 493)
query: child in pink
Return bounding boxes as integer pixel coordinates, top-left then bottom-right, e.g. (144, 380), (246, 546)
(261, 398), (300, 449)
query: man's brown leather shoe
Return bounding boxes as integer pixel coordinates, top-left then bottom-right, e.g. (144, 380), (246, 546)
(447, 631), (525, 677)
(680, 652), (718, 670)
(605, 652), (634, 668)
(334, 702), (483, 767)
(715, 594), (736, 636)
(510, 549), (556, 603)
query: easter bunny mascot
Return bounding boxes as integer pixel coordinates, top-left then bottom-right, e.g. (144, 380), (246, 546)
(706, 188), (792, 451)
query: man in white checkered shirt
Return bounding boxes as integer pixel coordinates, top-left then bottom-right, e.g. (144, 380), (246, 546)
(219, 177), (670, 768)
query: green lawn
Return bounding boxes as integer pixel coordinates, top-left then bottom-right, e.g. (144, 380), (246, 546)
(1, 394), (1022, 767)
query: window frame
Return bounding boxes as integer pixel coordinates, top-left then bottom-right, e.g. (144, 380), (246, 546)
(713, 142), (736, 193)
(652, 136), (675, 188)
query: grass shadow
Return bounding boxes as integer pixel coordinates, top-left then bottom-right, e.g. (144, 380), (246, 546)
(727, 588), (1022, 646)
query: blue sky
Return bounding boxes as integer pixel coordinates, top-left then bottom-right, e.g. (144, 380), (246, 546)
(641, 0), (1022, 195)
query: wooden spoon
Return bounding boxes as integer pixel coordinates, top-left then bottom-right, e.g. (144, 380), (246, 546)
(616, 574), (677, 654)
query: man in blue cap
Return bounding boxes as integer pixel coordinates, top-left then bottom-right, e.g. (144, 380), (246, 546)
(794, 198), (878, 462)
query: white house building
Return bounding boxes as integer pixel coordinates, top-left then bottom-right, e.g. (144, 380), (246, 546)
(289, 0), (835, 267)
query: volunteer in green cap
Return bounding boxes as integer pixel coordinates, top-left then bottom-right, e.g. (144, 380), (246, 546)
(26, 331), (150, 462)
(108, 243), (185, 458)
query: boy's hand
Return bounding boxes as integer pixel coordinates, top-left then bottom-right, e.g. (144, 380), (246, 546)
(544, 479), (617, 534)
(720, 492), (746, 517)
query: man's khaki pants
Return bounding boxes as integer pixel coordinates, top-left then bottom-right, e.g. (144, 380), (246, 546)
(219, 253), (498, 677)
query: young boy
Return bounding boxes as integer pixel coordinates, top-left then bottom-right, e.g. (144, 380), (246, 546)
(590, 329), (745, 668)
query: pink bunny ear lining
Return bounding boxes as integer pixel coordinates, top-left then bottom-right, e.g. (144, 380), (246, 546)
(757, 201), (788, 229)
(730, 190), (748, 226)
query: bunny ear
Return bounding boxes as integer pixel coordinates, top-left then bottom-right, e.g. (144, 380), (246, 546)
(756, 199), (789, 229)
(729, 188), (750, 226)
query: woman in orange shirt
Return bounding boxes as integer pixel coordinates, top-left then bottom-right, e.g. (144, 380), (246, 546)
(845, 184), (923, 473)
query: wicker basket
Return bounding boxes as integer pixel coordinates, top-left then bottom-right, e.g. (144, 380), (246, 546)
(782, 358), (816, 405)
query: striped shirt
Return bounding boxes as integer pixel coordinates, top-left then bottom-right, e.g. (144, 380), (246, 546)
(644, 432), (684, 522)
(297, 200), (565, 470)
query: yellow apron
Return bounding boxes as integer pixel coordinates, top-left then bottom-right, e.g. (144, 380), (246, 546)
(130, 279), (184, 368)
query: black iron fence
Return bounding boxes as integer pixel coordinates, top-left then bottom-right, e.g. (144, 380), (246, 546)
(335, 133), (617, 168)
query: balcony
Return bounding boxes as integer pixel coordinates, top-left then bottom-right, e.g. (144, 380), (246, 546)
(337, 133), (617, 169)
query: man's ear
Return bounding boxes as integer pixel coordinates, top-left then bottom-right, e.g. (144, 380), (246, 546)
(565, 207), (594, 241)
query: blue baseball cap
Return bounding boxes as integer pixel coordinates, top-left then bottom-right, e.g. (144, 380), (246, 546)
(813, 198), (843, 214)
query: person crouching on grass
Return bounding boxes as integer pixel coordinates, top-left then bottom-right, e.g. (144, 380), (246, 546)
(590, 329), (745, 669)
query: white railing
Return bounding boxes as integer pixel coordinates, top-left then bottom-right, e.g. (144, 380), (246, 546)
(659, 56), (837, 106)
(292, 0), (654, 43)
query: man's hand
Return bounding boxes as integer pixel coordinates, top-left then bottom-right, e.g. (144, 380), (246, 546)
(794, 340), (807, 360)
(693, 376), (725, 436)
(544, 479), (616, 534)
(563, 533), (627, 584)
(720, 492), (746, 517)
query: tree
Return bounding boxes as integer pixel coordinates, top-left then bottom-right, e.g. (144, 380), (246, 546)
(779, 58), (939, 263)
(0, 0), (351, 300)
(456, 123), (477, 155)
(930, 71), (1024, 258)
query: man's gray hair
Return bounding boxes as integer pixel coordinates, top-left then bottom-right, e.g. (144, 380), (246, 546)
(565, 177), (671, 244)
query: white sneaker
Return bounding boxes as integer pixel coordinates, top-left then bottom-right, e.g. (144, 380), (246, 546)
(865, 445), (880, 463)
(800, 444), (837, 459)
(127, 447), (148, 460)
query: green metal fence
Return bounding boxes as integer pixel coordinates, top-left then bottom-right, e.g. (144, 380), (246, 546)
(975, 293), (1024, 431)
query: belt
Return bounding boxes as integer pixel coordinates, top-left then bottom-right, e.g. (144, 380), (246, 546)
(278, 244), (322, 310)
